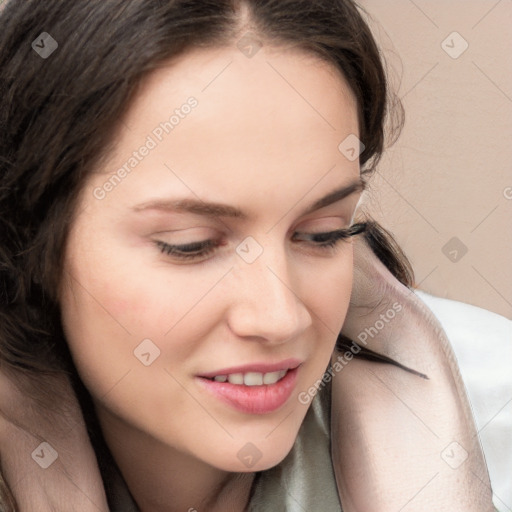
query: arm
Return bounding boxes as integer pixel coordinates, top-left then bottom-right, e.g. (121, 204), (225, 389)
(330, 234), (494, 511)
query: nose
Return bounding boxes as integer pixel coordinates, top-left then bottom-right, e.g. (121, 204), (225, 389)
(226, 242), (313, 344)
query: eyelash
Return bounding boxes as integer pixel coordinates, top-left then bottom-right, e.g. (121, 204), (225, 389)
(155, 223), (367, 261)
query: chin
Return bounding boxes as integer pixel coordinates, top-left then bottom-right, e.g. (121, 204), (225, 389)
(210, 435), (298, 474)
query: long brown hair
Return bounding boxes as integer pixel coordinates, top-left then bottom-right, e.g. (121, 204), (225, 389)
(1, 0), (413, 506)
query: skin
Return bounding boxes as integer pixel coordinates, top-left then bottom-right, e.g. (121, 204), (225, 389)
(331, 239), (494, 510)
(0, 238), (494, 511)
(59, 44), (363, 512)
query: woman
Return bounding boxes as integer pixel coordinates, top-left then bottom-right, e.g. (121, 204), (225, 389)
(0, 0), (494, 510)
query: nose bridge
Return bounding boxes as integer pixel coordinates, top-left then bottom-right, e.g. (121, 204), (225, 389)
(227, 235), (311, 341)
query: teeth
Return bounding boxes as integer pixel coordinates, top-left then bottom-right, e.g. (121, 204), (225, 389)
(211, 369), (289, 386)
(228, 373), (244, 385)
(262, 371), (281, 384)
(244, 372), (263, 386)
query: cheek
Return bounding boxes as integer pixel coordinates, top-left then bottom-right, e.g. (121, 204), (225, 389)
(58, 263), (214, 441)
(302, 247), (354, 336)
(58, 244), (232, 395)
(59, 273), (139, 399)
(60, 218), (353, 361)
(58, 235), (355, 465)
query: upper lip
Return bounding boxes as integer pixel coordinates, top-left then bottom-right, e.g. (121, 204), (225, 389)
(197, 358), (303, 378)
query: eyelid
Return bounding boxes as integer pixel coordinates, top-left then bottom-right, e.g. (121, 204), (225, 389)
(293, 214), (352, 231)
(153, 217), (357, 248)
(153, 214), (349, 238)
(154, 223), (367, 262)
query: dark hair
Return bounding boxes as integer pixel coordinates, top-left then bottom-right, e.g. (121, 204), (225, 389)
(0, 0), (407, 373)
(0, 0), (414, 504)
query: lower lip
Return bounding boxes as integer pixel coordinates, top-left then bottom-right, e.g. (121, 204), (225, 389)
(196, 366), (300, 414)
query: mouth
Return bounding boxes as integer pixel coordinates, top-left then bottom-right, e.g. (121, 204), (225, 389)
(201, 368), (290, 386)
(196, 357), (302, 384)
(195, 359), (302, 414)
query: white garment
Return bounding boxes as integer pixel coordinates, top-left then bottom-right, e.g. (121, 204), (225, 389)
(414, 290), (512, 512)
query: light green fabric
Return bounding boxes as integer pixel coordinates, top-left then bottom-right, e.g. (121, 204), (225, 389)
(103, 372), (342, 511)
(248, 372), (342, 511)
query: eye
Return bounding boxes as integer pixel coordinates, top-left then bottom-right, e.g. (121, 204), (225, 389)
(292, 223), (366, 249)
(155, 239), (219, 261)
(154, 223), (366, 262)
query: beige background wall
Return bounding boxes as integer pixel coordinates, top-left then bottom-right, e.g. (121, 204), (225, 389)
(1, 1), (509, 317)
(360, 0), (512, 319)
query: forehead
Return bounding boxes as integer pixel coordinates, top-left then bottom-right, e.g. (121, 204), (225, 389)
(84, 45), (361, 217)
(124, 44), (359, 136)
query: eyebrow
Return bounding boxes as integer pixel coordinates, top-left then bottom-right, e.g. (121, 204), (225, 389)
(133, 178), (366, 219)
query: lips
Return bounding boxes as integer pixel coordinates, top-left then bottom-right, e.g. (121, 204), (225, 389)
(196, 365), (300, 414)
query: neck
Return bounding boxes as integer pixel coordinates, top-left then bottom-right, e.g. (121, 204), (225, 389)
(94, 406), (256, 512)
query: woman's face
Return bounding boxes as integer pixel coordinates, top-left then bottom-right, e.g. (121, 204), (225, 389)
(60, 44), (362, 472)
